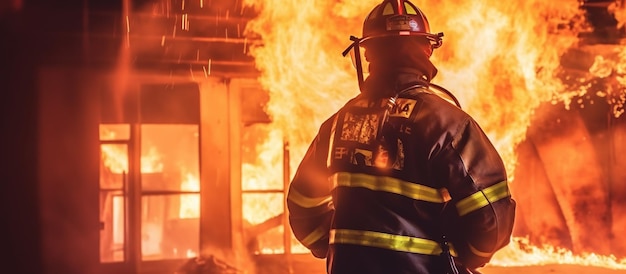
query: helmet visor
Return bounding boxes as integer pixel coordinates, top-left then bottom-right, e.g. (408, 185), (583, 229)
(347, 44), (370, 75)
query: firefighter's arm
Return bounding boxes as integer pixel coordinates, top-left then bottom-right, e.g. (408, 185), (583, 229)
(287, 130), (334, 259)
(433, 119), (516, 269)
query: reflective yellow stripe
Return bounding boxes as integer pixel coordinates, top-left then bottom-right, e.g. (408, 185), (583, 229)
(469, 243), (493, 258)
(301, 224), (329, 247)
(456, 181), (510, 216)
(330, 229), (456, 256)
(326, 115), (339, 168)
(288, 188), (332, 208)
(330, 172), (448, 203)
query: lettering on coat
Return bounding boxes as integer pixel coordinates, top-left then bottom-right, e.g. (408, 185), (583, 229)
(389, 98), (417, 118)
(334, 147), (349, 160)
(399, 124), (412, 135)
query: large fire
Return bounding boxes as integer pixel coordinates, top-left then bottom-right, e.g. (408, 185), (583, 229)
(242, 0), (626, 270)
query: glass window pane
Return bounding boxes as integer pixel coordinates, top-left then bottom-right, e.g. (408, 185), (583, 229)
(141, 194), (200, 260)
(99, 141), (128, 263)
(241, 124), (284, 191)
(100, 191), (126, 262)
(256, 226), (285, 254)
(140, 125), (199, 191)
(139, 124), (200, 261)
(100, 124), (130, 140)
(242, 193), (285, 254)
(100, 144), (128, 188)
(241, 123), (293, 254)
(242, 193), (284, 225)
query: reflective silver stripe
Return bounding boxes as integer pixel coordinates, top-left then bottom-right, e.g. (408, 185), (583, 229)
(330, 229), (456, 256)
(301, 223), (329, 247)
(456, 181), (510, 216)
(287, 188), (332, 208)
(330, 172), (448, 203)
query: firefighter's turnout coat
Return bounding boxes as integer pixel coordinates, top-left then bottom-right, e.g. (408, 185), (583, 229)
(287, 75), (516, 274)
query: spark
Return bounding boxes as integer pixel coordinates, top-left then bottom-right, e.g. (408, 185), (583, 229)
(182, 13), (189, 31)
(207, 59), (212, 75)
(125, 15), (130, 48)
(172, 15), (177, 37)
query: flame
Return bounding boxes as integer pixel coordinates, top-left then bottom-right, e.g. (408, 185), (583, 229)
(180, 172), (200, 219)
(101, 144), (129, 174)
(100, 126), (200, 258)
(101, 144), (164, 174)
(241, 125), (285, 226)
(241, 0), (584, 176)
(241, 0), (626, 268)
(491, 237), (626, 270)
(551, 45), (626, 117)
(588, 48), (626, 117)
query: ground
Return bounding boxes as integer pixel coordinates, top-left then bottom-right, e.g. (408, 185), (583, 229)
(271, 256), (626, 274)
(482, 265), (626, 274)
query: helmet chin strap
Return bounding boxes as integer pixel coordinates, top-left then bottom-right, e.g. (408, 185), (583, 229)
(343, 33), (444, 94)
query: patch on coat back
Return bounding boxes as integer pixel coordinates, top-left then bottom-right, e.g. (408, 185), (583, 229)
(352, 148), (373, 166)
(388, 98), (417, 118)
(340, 112), (380, 145)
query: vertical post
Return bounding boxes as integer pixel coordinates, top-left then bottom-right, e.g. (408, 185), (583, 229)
(228, 78), (244, 256)
(283, 140), (291, 254)
(283, 140), (293, 273)
(199, 79), (234, 252)
(127, 123), (142, 272)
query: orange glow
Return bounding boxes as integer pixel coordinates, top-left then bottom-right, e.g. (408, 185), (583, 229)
(242, 0), (626, 268)
(99, 126), (200, 258)
(180, 172), (200, 219)
(101, 144), (128, 174)
(241, 0), (581, 177)
(100, 144), (164, 174)
(242, 126), (285, 225)
(491, 237), (626, 269)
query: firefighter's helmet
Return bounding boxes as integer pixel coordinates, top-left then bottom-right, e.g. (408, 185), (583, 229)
(342, 0), (443, 91)
(361, 0), (442, 48)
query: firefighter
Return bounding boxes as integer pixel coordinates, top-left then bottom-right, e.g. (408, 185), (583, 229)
(286, 0), (516, 273)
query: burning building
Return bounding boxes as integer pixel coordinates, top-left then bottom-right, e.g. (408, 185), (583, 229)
(2, 0), (626, 273)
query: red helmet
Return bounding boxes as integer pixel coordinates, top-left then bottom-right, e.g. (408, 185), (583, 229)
(361, 0), (443, 48)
